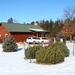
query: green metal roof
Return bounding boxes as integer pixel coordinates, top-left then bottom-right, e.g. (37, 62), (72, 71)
(1, 22), (42, 32)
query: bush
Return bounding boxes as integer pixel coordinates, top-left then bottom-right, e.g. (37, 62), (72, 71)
(35, 48), (46, 63)
(52, 42), (69, 57)
(25, 46), (41, 59)
(36, 45), (65, 64)
(2, 35), (18, 52)
(36, 42), (69, 64)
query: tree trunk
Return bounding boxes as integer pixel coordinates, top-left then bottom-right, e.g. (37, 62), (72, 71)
(70, 35), (72, 42)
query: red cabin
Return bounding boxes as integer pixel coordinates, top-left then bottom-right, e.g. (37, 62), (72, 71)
(0, 23), (49, 42)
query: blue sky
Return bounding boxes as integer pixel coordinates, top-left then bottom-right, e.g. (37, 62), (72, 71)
(0, 0), (75, 23)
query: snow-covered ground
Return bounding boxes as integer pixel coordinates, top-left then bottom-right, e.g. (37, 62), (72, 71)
(0, 42), (75, 75)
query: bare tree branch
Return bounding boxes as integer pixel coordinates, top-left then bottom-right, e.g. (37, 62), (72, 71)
(64, 6), (75, 20)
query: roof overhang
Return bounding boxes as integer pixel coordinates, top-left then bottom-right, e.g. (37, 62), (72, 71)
(29, 28), (49, 32)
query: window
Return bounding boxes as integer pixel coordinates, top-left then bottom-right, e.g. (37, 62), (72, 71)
(28, 37), (31, 39)
(42, 37), (47, 39)
(5, 34), (8, 38)
(33, 37), (37, 39)
(0, 34), (1, 37)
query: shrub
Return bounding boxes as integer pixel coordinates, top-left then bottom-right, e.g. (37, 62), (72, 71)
(25, 46), (41, 59)
(2, 35), (18, 52)
(52, 42), (69, 57)
(51, 45), (65, 64)
(36, 45), (65, 64)
(36, 42), (69, 64)
(35, 48), (46, 63)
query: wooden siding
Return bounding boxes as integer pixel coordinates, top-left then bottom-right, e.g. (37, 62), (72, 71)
(11, 32), (36, 42)
(0, 25), (10, 39)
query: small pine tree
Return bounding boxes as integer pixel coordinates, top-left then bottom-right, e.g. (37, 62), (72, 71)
(2, 35), (18, 52)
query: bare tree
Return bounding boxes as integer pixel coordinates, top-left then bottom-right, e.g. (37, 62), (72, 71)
(64, 6), (75, 21)
(13, 20), (19, 23)
(63, 6), (75, 42)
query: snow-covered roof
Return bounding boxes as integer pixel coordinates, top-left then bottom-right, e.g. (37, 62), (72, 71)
(29, 28), (48, 32)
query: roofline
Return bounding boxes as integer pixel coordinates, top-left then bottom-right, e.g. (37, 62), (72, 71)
(0, 22), (50, 33)
(1, 22), (34, 26)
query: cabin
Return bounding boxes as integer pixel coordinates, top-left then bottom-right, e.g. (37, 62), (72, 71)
(0, 22), (49, 42)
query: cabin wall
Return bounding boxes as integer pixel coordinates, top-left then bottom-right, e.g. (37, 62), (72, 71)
(11, 32), (36, 42)
(0, 25), (10, 40)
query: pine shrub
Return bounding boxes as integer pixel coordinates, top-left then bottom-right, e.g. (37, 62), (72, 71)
(52, 42), (69, 57)
(35, 48), (46, 63)
(36, 45), (65, 64)
(36, 42), (69, 64)
(2, 35), (18, 52)
(52, 46), (65, 64)
(25, 46), (41, 59)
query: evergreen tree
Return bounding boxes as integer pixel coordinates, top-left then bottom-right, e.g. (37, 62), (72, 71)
(39, 20), (45, 29)
(53, 19), (64, 37)
(44, 20), (50, 30)
(37, 19), (64, 37)
(31, 21), (35, 25)
(2, 35), (18, 52)
(8, 18), (13, 23)
(49, 19), (54, 36)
